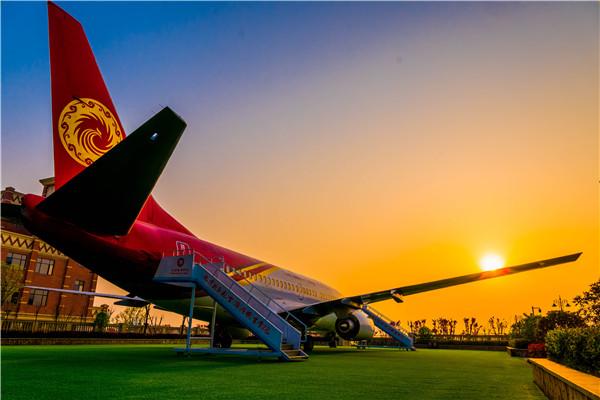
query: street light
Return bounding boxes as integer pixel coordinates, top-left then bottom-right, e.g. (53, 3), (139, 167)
(552, 295), (571, 312)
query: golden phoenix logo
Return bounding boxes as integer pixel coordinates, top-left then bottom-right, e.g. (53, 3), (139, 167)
(58, 98), (123, 166)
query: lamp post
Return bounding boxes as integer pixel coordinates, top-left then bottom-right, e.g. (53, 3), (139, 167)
(531, 306), (542, 316)
(552, 296), (571, 312)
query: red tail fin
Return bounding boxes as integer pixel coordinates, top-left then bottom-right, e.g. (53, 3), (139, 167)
(47, 2), (192, 236)
(48, 1), (125, 189)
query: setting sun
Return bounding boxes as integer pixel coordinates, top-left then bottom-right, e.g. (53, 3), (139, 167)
(480, 254), (505, 271)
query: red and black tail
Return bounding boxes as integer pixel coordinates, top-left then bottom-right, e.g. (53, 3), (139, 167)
(48, 1), (125, 189)
(45, 2), (192, 236)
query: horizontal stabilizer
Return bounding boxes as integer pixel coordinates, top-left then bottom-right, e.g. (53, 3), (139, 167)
(37, 107), (186, 235)
(25, 285), (148, 305)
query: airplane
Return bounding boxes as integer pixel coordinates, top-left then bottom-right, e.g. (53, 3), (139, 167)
(8, 2), (581, 352)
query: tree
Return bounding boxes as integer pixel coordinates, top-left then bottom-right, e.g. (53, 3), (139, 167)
(488, 316), (497, 335)
(510, 314), (542, 342)
(114, 307), (146, 328)
(417, 326), (433, 341)
(511, 311), (586, 343)
(1, 262), (24, 317)
(496, 318), (508, 335)
(537, 310), (586, 339)
(93, 304), (113, 332)
(573, 280), (600, 325)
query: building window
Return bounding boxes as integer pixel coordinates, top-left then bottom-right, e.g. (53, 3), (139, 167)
(34, 258), (54, 275)
(27, 289), (48, 306)
(6, 252), (27, 268)
(74, 280), (85, 292)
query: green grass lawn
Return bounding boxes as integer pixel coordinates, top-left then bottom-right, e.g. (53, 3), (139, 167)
(2, 345), (544, 400)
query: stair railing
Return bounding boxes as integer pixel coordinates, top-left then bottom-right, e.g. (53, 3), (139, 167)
(173, 248), (307, 342)
(363, 305), (412, 337)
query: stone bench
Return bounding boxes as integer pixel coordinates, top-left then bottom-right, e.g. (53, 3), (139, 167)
(528, 358), (599, 400)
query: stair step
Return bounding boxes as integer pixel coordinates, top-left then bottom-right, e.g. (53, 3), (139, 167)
(282, 351), (309, 360)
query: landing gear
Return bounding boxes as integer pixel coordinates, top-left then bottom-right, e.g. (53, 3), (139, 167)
(328, 335), (338, 348)
(303, 335), (314, 353)
(212, 324), (233, 348)
(325, 332), (338, 348)
(219, 333), (232, 348)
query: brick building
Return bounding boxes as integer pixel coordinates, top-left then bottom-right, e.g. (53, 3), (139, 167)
(1, 178), (98, 322)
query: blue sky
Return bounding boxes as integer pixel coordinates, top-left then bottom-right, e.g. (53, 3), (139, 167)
(3, 1), (431, 185)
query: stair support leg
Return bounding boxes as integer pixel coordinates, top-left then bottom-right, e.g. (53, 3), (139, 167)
(186, 285), (196, 355)
(210, 300), (217, 348)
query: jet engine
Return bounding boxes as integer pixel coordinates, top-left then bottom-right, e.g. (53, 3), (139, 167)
(335, 311), (374, 340)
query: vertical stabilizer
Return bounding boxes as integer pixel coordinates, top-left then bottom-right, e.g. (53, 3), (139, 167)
(47, 2), (192, 236)
(48, 1), (125, 189)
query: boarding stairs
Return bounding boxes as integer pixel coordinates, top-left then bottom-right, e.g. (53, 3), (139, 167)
(153, 254), (308, 361)
(362, 305), (415, 350)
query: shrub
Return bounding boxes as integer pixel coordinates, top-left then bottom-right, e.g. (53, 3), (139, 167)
(417, 326), (433, 341)
(93, 310), (111, 332)
(508, 338), (531, 349)
(510, 314), (543, 348)
(545, 327), (600, 376)
(527, 343), (546, 358)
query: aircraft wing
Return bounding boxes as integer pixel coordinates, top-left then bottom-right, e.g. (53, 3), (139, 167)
(298, 252), (581, 317)
(24, 285), (149, 307)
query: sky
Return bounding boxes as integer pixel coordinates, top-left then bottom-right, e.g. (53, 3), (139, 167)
(2, 2), (598, 330)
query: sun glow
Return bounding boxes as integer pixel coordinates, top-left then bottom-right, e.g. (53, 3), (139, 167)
(479, 254), (505, 271)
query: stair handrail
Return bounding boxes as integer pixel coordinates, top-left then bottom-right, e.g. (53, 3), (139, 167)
(197, 262), (286, 343)
(202, 257), (300, 344)
(173, 248), (307, 342)
(363, 305), (412, 337)
(211, 255), (307, 342)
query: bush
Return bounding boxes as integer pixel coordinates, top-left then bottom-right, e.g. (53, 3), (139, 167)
(93, 310), (111, 332)
(508, 338), (531, 349)
(527, 343), (546, 358)
(510, 314), (542, 343)
(545, 327), (600, 376)
(417, 326), (433, 341)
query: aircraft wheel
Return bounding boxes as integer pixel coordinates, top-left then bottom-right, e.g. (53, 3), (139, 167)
(328, 336), (337, 348)
(220, 332), (233, 349)
(303, 335), (314, 353)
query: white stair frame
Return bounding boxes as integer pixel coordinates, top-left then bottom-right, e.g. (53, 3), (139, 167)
(154, 254), (307, 361)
